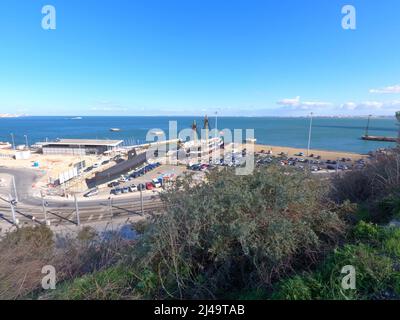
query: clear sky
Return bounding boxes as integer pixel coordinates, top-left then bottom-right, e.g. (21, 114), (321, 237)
(0, 0), (400, 116)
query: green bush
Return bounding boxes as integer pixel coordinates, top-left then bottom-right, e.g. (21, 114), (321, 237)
(272, 275), (314, 300)
(273, 241), (396, 300)
(352, 221), (381, 243)
(128, 166), (345, 299)
(331, 148), (400, 223)
(48, 265), (136, 300)
(382, 228), (400, 258)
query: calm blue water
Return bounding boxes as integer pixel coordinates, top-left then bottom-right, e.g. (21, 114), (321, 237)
(0, 116), (397, 154)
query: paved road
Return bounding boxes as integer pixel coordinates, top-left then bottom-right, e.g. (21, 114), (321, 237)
(0, 167), (164, 226)
(0, 167), (160, 207)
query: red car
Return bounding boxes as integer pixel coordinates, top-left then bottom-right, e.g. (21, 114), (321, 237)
(146, 182), (154, 190)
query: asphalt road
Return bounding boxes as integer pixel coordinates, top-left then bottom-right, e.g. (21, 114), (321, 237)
(0, 167), (164, 226)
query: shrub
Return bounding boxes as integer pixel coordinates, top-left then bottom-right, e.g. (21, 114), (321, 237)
(352, 221), (381, 243)
(382, 228), (400, 258)
(0, 226), (55, 299)
(271, 275), (314, 300)
(273, 241), (397, 300)
(319, 244), (394, 299)
(49, 265), (136, 300)
(0, 225), (130, 300)
(331, 148), (400, 222)
(128, 166), (345, 299)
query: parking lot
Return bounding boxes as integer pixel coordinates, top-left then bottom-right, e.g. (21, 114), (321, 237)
(255, 151), (367, 172)
(84, 163), (188, 198)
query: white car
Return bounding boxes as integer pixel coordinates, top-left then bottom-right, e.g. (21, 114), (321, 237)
(152, 179), (162, 188)
(129, 185), (137, 192)
(119, 175), (128, 183)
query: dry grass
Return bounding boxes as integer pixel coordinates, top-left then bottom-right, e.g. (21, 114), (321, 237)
(0, 225), (131, 300)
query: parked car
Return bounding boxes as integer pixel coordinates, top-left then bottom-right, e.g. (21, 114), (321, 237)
(118, 175), (128, 183)
(146, 182), (154, 190)
(84, 188), (99, 197)
(152, 179), (162, 188)
(129, 184), (137, 192)
(122, 187), (130, 193)
(137, 183), (146, 191)
(108, 181), (119, 188)
(112, 188), (122, 195)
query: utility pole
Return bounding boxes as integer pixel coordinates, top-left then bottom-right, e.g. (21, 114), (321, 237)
(307, 112), (313, 157)
(365, 114), (372, 137)
(74, 195), (80, 226)
(63, 183), (67, 198)
(215, 111), (218, 137)
(9, 194), (17, 225)
(140, 188), (144, 216)
(24, 135), (29, 149)
(41, 192), (48, 225)
(10, 133), (15, 150)
(395, 112), (400, 146)
(11, 176), (18, 202)
(109, 197), (113, 218)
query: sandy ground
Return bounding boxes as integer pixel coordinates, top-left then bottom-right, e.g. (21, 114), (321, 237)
(0, 150), (100, 184)
(254, 144), (365, 160)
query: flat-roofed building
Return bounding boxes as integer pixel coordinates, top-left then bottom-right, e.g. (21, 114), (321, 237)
(41, 139), (123, 156)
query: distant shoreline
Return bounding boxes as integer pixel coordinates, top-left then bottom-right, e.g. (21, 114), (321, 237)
(0, 115), (396, 119)
(0, 114), (23, 118)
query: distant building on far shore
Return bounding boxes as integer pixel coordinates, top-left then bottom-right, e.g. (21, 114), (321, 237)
(41, 139), (123, 156)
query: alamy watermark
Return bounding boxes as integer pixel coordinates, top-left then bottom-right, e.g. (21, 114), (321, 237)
(41, 5), (56, 30)
(341, 265), (356, 290)
(342, 5), (356, 30)
(144, 121), (255, 175)
(41, 265), (57, 290)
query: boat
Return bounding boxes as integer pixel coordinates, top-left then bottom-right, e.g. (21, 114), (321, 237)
(0, 141), (12, 149)
(245, 138), (257, 143)
(152, 130), (164, 136)
(110, 128), (121, 132)
(70, 117), (82, 120)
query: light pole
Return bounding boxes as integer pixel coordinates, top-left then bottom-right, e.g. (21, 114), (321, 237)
(9, 194), (17, 225)
(214, 111), (218, 161)
(41, 191), (48, 225)
(307, 112), (313, 157)
(396, 111), (400, 146)
(11, 176), (18, 202)
(365, 114), (372, 138)
(10, 133), (15, 150)
(74, 194), (80, 226)
(215, 111), (218, 136)
(140, 187), (144, 216)
(109, 197), (113, 218)
(24, 135), (29, 149)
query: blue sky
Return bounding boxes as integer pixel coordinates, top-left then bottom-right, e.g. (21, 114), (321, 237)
(0, 0), (400, 116)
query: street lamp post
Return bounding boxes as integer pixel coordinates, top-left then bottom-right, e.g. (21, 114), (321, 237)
(10, 133), (15, 150)
(365, 115), (372, 138)
(307, 112), (314, 157)
(396, 111), (400, 146)
(24, 135), (29, 149)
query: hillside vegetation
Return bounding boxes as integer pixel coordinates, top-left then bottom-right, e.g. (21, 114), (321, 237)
(1, 148), (400, 300)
